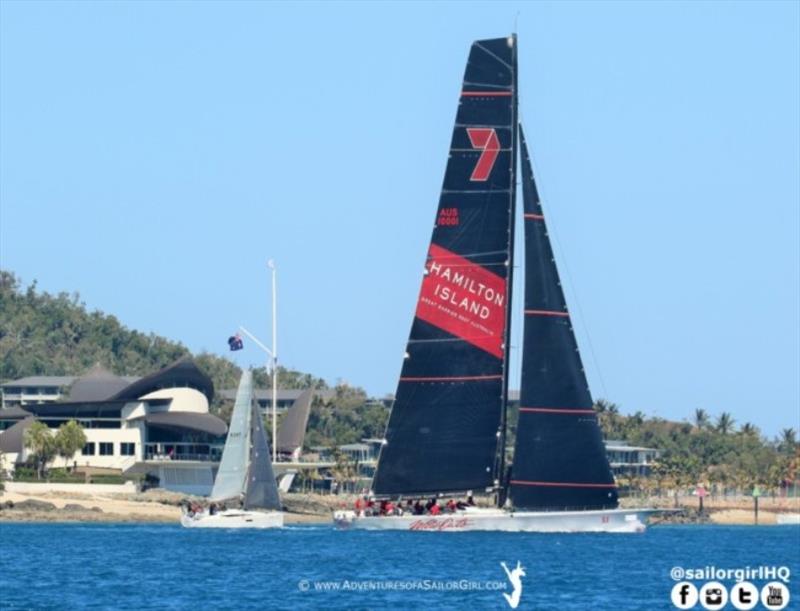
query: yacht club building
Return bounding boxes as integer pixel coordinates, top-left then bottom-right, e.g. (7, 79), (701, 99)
(0, 359), (227, 494)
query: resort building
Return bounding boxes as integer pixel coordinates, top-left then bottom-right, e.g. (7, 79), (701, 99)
(605, 440), (660, 477)
(0, 360), (227, 494)
(0, 362), (329, 495)
(217, 388), (334, 416)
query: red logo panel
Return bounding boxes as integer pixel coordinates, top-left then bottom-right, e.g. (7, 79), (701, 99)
(467, 128), (500, 181)
(415, 244), (507, 358)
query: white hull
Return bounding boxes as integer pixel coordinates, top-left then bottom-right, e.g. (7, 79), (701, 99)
(776, 513), (800, 525)
(333, 506), (655, 533)
(181, 509), (284, 529)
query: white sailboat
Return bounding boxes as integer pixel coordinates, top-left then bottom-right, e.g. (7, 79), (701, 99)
(181, 370), (283, 528)
(334, 34), (656, 532)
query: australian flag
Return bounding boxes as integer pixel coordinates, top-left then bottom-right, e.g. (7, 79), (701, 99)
(228, 334), (244, 351)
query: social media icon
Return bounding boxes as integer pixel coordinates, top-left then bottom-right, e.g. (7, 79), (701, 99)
(761, 581), (790, 610)
(671, 582), (699, 609)
(730, 582), (759, 611)
(699, 581), (728, 610)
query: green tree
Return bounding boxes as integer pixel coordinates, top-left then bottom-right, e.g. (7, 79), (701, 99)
(54, 420), (87, 470)
(779, 428), (797, 453)
(330, 448), (358, 494)
(715, 412), (735, 435)
(23, 421), (56, 479)
(694, 408), (710, 430)
(739, 422), (759, 438)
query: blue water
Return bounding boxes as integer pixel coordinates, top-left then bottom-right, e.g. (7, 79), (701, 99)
(1, 523), (798, 610)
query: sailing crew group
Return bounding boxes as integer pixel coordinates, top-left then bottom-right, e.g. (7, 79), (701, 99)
(352, 495), (475, 518)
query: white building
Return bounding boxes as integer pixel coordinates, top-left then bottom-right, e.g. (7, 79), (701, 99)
(604, 440), (660, 477)
(0, 360), (227, 495)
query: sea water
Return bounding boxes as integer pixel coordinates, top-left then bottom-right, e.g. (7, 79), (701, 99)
(1, 523), (798, 610)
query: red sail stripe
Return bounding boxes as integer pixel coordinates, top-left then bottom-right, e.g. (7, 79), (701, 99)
(523, 213), (544, 220)
(461, 91), (513, 97)
(519, 407), (596, 415)
(524, 309), (569, 317)
(510, 480), (616, 488)
(400, 375), (503, 382)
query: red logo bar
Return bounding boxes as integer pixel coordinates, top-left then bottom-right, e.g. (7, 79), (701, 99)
(415, 244), (507, 358)
(461, 91), (513, 97)
(400, 375), (503, 383)
(510, 480), (616, 488)
(519, 407), (596, 415)
(466, 128), (500, 182)
(524, 309), (569, 317)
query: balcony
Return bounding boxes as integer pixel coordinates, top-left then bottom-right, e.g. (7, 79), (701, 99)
(144, 442), (223, 463)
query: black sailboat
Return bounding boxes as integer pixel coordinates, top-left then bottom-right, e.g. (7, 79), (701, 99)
(336, 34), (653, 532)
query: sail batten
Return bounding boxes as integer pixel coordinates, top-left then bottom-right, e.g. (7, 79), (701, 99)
(372, 36), (517, 498)
(509, 126), (618, 511)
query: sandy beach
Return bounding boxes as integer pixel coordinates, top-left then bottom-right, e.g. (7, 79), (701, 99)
(0, 488), (334, 525)
(1, 487), (798, 526)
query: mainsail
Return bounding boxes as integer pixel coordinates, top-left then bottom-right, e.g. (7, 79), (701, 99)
(509, 126), (618, 510)
(210, 370), (253, 502)
(372, 36), (518, 497)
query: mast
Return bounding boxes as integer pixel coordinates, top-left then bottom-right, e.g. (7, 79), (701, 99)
(495, 33), (518, 505)
(372, 36), (517, 499)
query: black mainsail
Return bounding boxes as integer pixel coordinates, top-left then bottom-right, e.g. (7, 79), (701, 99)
(509, 126), (618, 510)
(372, 36), (518, 497)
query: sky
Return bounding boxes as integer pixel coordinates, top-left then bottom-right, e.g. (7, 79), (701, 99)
(1, 1), (798, 436)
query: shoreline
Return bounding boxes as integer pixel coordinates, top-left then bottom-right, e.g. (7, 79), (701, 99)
(1, 487), (797, 526)
(0, 488), (334, 525)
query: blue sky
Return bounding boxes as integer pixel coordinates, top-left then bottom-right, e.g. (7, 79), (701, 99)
(1, 1), (797, 436)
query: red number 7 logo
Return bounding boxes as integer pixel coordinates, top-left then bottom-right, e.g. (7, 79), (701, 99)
(466, 128), (500, 182)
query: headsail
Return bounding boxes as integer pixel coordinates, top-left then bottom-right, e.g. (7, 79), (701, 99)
(372, 36), (518, 498)
(509, 126), (618, 510)
(210, 370), (253, 502)
(244, 402), (282, 511)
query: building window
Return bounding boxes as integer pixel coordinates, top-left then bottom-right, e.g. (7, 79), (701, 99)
(82, 443), (95, 456)
(120, 443), (135, 456)
(99, 442), (113, 456)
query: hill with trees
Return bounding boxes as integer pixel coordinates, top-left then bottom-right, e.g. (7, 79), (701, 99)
(1, 269), (797, 493)
(0, 269), (388, 443)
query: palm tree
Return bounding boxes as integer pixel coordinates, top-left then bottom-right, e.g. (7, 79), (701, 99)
(694, 408), (710, 430)
(715, 412), (735, 435)
(593, 399), (611, 414)
(780, 428), (797, 452)
(594, 400), (620, 437)
(55, 420), (87, 470)
(740, 422), (759, 438)
(23, 421), (56, 479)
